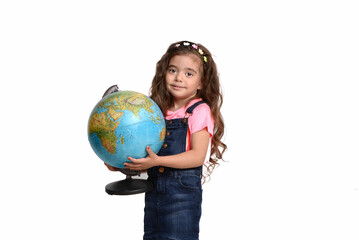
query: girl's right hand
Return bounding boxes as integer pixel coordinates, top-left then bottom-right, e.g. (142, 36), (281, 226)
(104, 162), (120, 171)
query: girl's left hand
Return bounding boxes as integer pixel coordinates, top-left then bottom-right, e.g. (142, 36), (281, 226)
(125, 146), (160, 171)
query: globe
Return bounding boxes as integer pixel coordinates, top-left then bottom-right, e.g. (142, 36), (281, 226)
(88, 90), (166, 169)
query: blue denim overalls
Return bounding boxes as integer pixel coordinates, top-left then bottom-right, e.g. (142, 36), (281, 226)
(144, 101), (206, 240)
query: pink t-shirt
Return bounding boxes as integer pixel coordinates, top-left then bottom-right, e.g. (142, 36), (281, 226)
(165, 99), (214, 151)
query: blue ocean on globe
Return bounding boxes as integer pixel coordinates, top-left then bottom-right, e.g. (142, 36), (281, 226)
(88, 91), (166, 168)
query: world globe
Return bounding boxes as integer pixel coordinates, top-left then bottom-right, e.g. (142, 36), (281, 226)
(88, 90), (166, 169)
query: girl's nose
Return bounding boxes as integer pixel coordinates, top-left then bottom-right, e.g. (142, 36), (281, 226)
(175, 73), (183, 82)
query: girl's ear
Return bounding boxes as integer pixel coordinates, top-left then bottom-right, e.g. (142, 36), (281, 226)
(198, 78), (204, 90)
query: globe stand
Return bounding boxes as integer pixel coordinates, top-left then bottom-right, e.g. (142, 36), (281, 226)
(105, 169), (153, 195)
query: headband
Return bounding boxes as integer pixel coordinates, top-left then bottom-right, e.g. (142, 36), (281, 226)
(175, 41), (208, 63)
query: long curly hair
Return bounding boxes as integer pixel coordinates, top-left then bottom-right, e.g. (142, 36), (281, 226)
(149, 41), (227, 181)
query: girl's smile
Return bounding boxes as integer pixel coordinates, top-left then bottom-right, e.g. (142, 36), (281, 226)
(170, 84), (185, 90)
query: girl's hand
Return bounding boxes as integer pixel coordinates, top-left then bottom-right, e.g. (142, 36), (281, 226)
(104, 162), (120, 171)
(125, 146), (160, 171)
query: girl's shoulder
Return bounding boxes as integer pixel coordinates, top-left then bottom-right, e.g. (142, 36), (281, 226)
(189, 100), (211, 115)
(188, 100), (214, 136)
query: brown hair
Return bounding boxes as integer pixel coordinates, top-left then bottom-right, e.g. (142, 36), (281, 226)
(149, 41), (227, 181)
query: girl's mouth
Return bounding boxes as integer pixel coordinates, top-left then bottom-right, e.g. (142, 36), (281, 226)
(171, 85), (184, 90)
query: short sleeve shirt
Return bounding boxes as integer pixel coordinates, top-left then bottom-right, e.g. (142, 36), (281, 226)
(165, 99), (214, 151)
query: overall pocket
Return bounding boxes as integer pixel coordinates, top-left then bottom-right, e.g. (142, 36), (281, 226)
(179, 174), (201, 190)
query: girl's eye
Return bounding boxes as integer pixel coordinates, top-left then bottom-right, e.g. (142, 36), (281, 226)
(185, 72), (193, 77)
(168, 69), (176, 74)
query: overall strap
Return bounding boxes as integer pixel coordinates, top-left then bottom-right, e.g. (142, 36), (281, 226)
(186, 100), (206, 114)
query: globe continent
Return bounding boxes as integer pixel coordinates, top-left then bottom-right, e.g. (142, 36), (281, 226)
(88, 91), (166, 168)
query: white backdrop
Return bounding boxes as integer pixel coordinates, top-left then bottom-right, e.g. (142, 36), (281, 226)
(1, 0), (358, 239)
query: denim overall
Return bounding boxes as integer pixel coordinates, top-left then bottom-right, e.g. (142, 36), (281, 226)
(144, 101), (205, 240)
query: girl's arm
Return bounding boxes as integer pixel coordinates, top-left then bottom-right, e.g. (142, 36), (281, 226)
(125, 129), (210, 170)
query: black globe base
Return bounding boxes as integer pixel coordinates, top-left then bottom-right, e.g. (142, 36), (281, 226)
(105, 176), (153, 195)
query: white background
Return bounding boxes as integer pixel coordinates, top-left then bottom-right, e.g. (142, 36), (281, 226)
(1, 0), (358, 239)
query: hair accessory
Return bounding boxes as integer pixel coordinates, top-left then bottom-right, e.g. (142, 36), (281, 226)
(174, 41), (208, 63)
(198, 48), (207, 63)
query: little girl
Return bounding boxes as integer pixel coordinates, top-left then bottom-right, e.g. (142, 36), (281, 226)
(107, 41), (226, 240)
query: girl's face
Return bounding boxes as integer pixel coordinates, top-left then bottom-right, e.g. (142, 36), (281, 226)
(165, 54), (202, 107)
